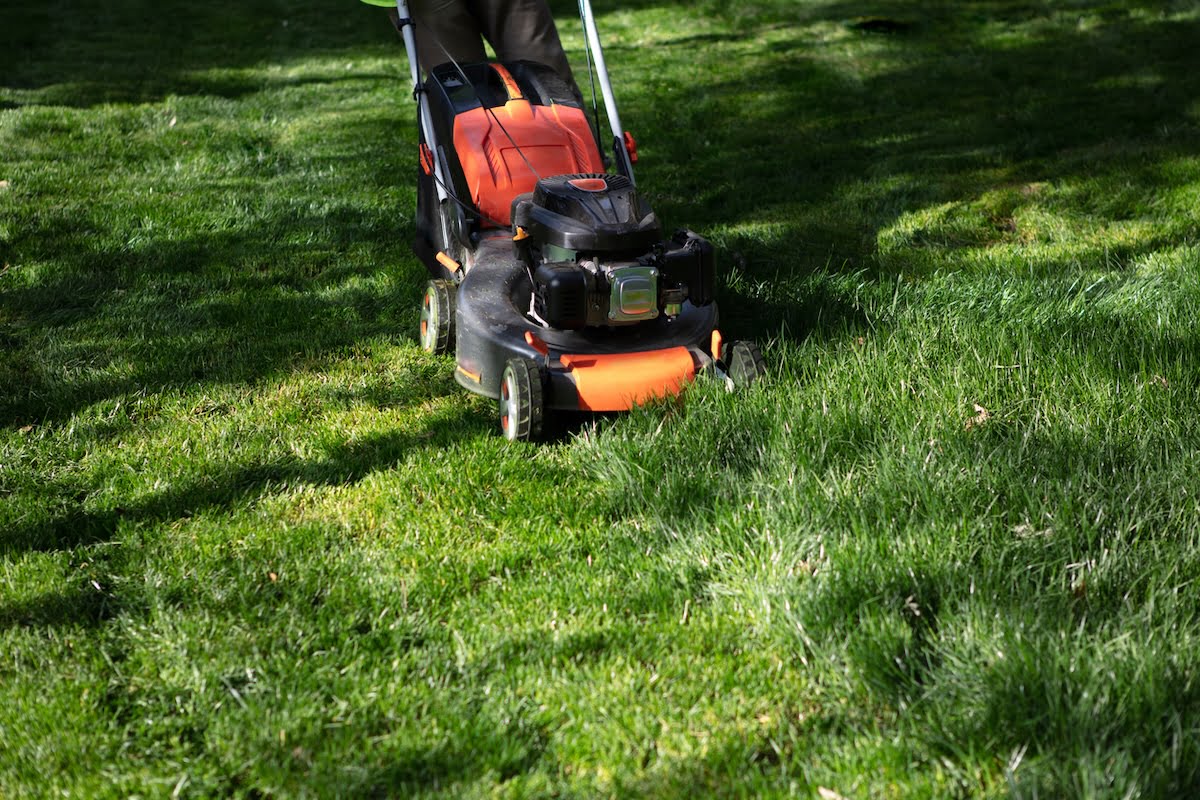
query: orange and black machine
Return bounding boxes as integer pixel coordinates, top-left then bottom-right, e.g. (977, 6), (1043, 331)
(369, 0), (764, 440)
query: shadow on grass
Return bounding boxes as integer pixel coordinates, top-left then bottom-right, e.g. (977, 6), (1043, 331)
(629, 4), (1200, 341)
(0, 585), (117, 630)
(361, 720), (550, 797)
(0, 190), (418, 427)
(0, 403), (484, 564)
(1, 0), (393, 108)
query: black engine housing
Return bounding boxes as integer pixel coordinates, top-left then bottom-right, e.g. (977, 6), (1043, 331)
(513, 174), (715, 331)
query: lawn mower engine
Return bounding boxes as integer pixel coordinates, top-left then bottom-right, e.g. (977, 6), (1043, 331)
(513, 174), (716, 331)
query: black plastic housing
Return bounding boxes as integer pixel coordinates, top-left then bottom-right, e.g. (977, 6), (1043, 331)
(659, 229), (716, 307)
(534, 263), (590, 330)
(513, 174), (661, 254)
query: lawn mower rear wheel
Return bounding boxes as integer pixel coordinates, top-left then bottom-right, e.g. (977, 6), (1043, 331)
(419, 279), (456, 355)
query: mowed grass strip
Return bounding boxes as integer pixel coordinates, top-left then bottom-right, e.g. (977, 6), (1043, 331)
(3, 0), (1200, 797)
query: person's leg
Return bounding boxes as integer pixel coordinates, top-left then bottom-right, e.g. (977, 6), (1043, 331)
(471, 0), (581, 98)
(406, 0), (488, 72)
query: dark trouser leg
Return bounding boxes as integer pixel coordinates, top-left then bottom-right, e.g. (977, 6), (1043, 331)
(470, 0), (580, 99)
(405, 0), (581, 102)
(407, 0), (488, 72)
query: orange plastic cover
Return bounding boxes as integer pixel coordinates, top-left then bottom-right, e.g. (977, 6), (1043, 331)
(559, 347), (696, 411)
(569, 177), (608, 192)
(453, 94), (605, 227)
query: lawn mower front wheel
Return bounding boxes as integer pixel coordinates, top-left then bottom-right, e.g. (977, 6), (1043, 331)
(419, 279), (456, 354)
(499, 358), (545, 441)
(723, 340), (767, 388)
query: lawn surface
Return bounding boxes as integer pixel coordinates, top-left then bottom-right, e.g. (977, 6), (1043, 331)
(3, 0), (1200, 797)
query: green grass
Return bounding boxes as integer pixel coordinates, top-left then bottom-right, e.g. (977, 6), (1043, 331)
(4, 0), (1200, 796)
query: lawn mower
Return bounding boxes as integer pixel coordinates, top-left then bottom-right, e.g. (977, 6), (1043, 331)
(364, 0), (765, 440)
